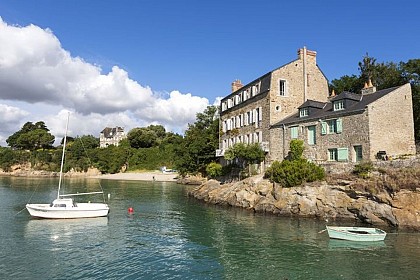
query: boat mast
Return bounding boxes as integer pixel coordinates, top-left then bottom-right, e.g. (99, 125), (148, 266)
(57, 113), (70, 199)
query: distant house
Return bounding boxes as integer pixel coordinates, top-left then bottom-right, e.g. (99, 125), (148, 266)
(99, 127), (126, 148)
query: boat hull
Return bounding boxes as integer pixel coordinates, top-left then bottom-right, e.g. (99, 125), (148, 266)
(26, 203), (109, 219)
(326, 226), (386, 242)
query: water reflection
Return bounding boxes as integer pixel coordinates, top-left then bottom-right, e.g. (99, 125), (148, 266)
(25, 217), (109, 240)
(328, 239), (386, 250)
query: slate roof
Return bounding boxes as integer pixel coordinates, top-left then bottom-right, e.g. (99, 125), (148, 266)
(330, 91), (362, 102)
(297, 99), (326, 109)
(101, 127), (124, 138)
(272, 85), (402, 128)
(221, 54), (327, 103)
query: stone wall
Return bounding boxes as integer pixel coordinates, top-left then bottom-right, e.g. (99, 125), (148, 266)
(269, 112), (371, 164)
(368, 83), (416, 159)
(268, 52), (329, 126)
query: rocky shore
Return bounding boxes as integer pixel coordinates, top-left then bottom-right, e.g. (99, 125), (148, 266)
(188, 175), (420, 230)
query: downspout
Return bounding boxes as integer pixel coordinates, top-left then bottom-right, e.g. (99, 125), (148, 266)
(303, 46), (307, 102)
(282, 124), (286, 159)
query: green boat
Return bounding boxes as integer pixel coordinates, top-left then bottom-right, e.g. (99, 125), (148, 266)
(326, 226), (387, 241)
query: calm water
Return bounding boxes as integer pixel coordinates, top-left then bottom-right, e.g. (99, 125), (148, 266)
(1, 177), (420, 280)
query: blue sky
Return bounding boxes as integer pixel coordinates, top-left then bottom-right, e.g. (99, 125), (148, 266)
(0, 0), (419, 145)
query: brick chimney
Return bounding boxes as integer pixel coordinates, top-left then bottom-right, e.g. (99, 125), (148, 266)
(361, 79), (377, 95)
(231, 79), (243, 92)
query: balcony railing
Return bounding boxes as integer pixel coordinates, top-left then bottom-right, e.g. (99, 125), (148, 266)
(260, 142), (269, 152)
(216, 149), (225, 157)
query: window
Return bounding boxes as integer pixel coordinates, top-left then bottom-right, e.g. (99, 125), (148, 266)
(321, 118), (342, 134)
(354, 145), (363, 162)
(307, 126), (316, 145)
(252, 84), (260, 96)
(328, 149), (337, 161)
(328, 148), (348, 161)
(334, 100), (344, 111)
(279, 80), (287, 96)
(299, 108), (309, 117)
(328, 119), (337, 133)
(290, 126), (298, 139)
(222, 102), (227, 111)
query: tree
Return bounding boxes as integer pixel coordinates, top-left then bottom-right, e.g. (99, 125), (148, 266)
(206, 162), (222, 178)
(94, 145), (130, 174)
(224, 143), (265, 176)
(127, 128), (158, 148)
(330, 75), (363, 94)
(147, 125), (166, 138)
(401, 59), (420, 141)
(6, 121), (54, 150)
(174, 106), (219, 175)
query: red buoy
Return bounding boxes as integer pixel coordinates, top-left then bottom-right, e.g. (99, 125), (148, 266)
(128, 207), (134, 214)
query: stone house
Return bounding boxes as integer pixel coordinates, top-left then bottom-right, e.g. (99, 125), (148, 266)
(271, 83), (416, 163)
(217, 47), (329, 165)
(99, 127), (126, 148)
(217, 47), (416, 169)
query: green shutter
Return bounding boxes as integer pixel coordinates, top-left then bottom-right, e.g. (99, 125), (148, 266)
(321, 121), (327, 135)
(337, 148), (348, 161)
(308, 126), (316, 145)
(336, 118), (343, 133)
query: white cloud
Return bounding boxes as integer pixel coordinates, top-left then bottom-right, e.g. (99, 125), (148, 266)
(0, 18), (211, 146)
(0, 103), (29, 144)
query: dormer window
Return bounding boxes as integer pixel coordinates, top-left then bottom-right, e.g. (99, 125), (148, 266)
(333, 100), (344, 111)
(299, 108), (309, 117)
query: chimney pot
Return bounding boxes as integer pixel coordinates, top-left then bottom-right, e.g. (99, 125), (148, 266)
(361, 79), (376, 95)
(231, 79), (243, 92)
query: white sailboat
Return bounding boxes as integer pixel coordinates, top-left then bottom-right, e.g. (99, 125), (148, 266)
(26, 114), (109, 219)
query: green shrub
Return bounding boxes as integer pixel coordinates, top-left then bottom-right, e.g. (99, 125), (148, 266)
(265, 159), (325, 187)
(206, 162), (222, 178)
(353, 161), (374, 178)
(288, 139), (304, 161)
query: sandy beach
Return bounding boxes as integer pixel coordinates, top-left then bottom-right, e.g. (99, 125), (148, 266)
(90, 171), (179, 182)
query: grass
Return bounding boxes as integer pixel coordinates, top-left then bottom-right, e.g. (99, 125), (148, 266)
(327, 166), (420, 194)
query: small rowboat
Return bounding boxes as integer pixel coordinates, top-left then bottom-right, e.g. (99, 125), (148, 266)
(326, 226), (386, 241)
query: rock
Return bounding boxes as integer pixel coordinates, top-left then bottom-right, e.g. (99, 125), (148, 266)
(188, 175), (420, 230)
(177, 175), (206, 185)
(391, 190), (420, 229)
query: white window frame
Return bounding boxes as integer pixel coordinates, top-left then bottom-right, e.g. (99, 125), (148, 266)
(334, 100), (344, 111)
(279, 79), (287, 96)
(299, 108), (309, 117)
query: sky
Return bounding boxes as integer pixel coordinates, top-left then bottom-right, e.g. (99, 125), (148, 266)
(0, 0), (419, 146)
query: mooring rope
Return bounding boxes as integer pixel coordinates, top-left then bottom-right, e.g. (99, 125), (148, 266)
(15, 181), (40, 216)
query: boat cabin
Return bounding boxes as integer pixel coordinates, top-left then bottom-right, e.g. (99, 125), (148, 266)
(50, 198), (77, 208)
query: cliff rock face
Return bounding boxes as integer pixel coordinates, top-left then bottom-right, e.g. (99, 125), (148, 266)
(188, 175), (420, 230)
